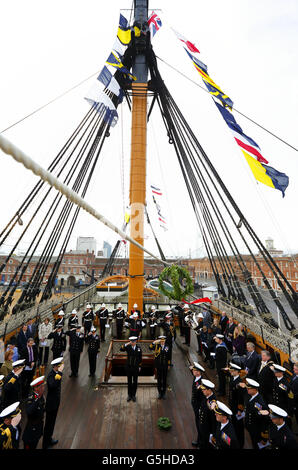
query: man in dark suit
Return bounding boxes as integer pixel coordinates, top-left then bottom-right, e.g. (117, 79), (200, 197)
(26, 318), (37, 341)
(224, 317), (236, 354)
(42, 357), (64, 449)
(17, 324), (29, 355)
(257, 350), (275, 403)
(20, 338), (38, 398)
(65, 325), (84, 378)
(212, 400), (240, 449)
(243, 342), (260, 380)
(219, 312), (228, 334)
(120, 337), (142, 402)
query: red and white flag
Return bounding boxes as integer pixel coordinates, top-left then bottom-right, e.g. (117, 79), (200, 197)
(172, 28), (200, 54)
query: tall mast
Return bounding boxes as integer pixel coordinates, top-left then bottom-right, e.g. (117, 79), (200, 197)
(128, 0), (149, 314)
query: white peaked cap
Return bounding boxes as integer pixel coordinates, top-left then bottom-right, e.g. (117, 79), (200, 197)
(151, 305), (156, 310)
(0, 375), (5, 381)
(30, 376), (45, 387)
(91, 326), (96, 332)
(71, 309), (77, 314)
(198, 313), (204, 318)
(12, 359), (25, 368)
(193, 361), (205, 372)
(273, 364), (286, 372)
(58, 310), (64, 315)
(268, 404), (288, 418)
(0, 402), (21, 419)
(117, 303), (122, 308)
(246, 378), (260, 388)
(51, 357), (64, 366)
(229, 362), (241, 370)
(86, 304), (92, 308)
(201, 379), (215, 389)
(129, 336), (138, 341)
(133, 303), (138, 308)
(215, 400), (233, 416)
(183, 304), (189, 309)
(101, 303), (105, 308)
(132, 312), (138, 318)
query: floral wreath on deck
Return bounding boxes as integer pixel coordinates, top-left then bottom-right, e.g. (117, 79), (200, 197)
(158, 265), (194, 301)
(157, 416), (172, 431)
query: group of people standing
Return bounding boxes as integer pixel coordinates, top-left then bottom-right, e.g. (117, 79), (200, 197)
(188, 309), (298, 449)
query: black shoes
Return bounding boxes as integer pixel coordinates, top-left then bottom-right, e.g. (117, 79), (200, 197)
(158, 393), (162, 399)
(127, 396), (132, 402)
(132, 396), (136, 402)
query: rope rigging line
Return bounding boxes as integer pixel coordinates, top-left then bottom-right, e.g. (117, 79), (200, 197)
(0, 70), (101, 134)
(0, 134), (172, 269)
(149, 49), (298, 333)
(155, 55), (298, 153)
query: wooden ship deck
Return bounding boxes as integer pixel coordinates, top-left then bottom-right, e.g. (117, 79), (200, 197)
(16, 309), (263, 450)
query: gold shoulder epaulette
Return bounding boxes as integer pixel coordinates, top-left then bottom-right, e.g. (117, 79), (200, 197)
(8, 377), (16, 384)
(54, 374), (62, 380)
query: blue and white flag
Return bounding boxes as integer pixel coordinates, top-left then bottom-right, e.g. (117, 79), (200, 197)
(84, 13), (133, 127)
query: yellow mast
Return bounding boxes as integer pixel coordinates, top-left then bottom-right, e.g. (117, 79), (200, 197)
(128, 1), (149, 315)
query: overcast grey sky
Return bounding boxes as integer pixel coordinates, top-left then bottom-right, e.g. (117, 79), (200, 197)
(0, 0), (297, 260)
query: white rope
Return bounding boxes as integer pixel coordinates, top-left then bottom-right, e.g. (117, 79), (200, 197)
(0, 134), (171, 267)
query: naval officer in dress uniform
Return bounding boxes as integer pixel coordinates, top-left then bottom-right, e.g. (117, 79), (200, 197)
(211, 401), (240, 449)
(226, 362), (245, 448)
(66, 325), (84, 378)
(120, 336), (142, 402)
(265, 404), (298, 449)
(240, 378), (269, 449)
(42, 357), (64, 449)
(149, 336), (170, 400)
(22, 375), (45, 449)
(86, 326), (100, 377)
(189, 362), (205, 447)
(271, 363), (293, 427)
(197, 379), (217, 449)
(0, 401), (22, 449)
(1, 359), (25, 408)
(47, 325), (66, 360)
